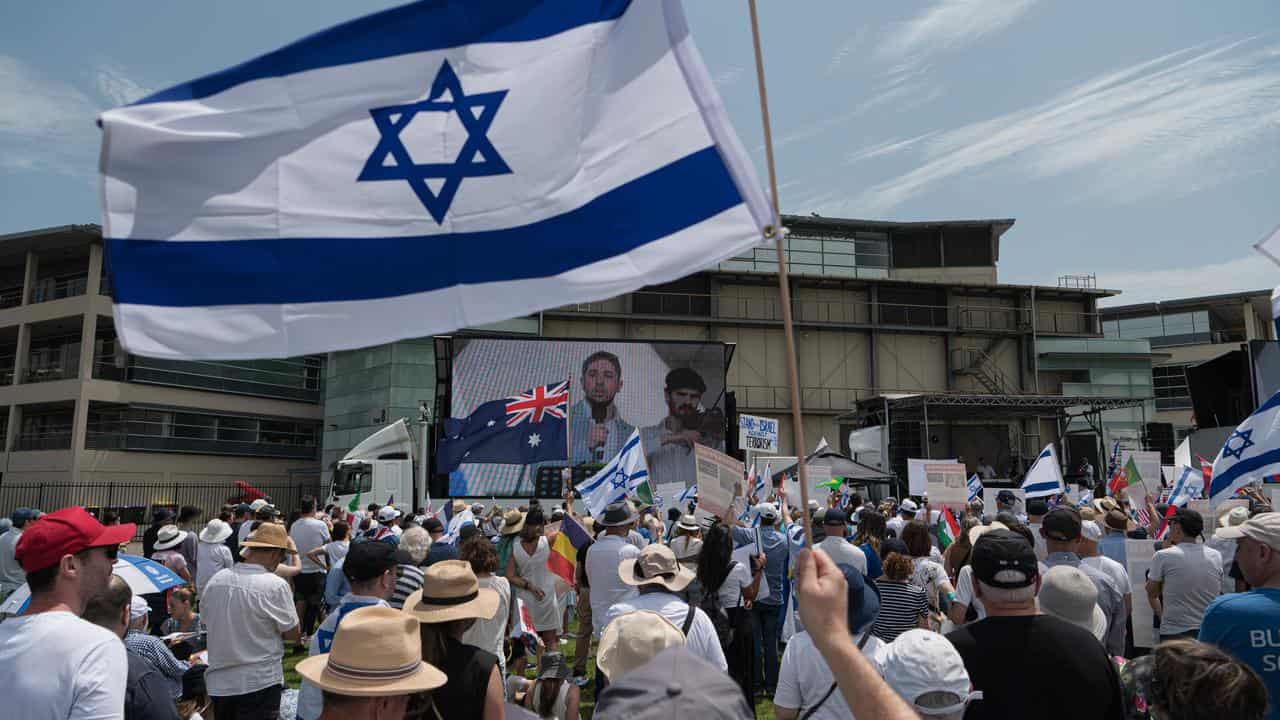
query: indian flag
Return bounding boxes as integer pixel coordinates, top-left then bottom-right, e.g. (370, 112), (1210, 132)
(937, 507), (961, 549)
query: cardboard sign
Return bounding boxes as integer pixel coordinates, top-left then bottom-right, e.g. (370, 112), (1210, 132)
(654, 481), (688, 515)
(1191, 498), (1247, 536)
(693, 444), (744, 520)
(924, 462), (970, 508)
(738, 414), (780, 453)
(908, 458), (957, 496)
(1125, 538), (1159, 649)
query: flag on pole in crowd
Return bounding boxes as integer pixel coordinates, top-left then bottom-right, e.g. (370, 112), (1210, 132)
(546, 514), (592, 586)
(1134, 506), (1152, 528)
(511, 598), (540, 654)
(1110, 457), (1144, 497)
(97, 1), (770, 361)
(1166, 466), (1202, 508)
(1105, 441), (1122, 476)
(936, 507), (961, 549)
(1021, 444), (1066, 498)
(1210, 390), (1280, 507)
(346, 492), (361, 514)
(818, 477), (842, 492)
(1196, 455), (1214, 496)
(577, 430), (650, 518)
(676, 483), (698, 506)
(966, 473), (983, 503)
(761, 461), (773, 492)
(435, 382), (568, 473)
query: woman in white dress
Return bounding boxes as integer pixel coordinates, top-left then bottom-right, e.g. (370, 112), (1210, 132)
(459, 534), (512, 677)
(506, 506), (561, 651)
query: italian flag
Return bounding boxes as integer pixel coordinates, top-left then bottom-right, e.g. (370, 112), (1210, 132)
(937, 507), (961, 549)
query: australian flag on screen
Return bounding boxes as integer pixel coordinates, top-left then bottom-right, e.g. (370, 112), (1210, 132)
(436, 381), (569, 474)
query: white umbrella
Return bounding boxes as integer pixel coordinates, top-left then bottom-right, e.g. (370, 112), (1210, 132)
(1, 553), (186, 615)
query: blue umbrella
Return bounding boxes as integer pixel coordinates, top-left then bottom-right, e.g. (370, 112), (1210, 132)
(1, 553), (187, 615)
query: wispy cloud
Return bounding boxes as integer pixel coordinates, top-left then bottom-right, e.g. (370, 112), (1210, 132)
(846, 131), (938, 165)
(877, 0), (1041, 62)
(825, 29), (868, 76)
(1095, 254), (1277, 306)
(0, 56), (148, 178)
(853, 37), (1280, 214)
(712, 66), (745, 88)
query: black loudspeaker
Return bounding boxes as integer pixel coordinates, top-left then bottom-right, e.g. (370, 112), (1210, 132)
(725, 390), (740, 459)
(1146, 422), (1175, 466)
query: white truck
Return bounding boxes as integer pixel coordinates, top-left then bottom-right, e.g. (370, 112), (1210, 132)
(328, 419), (429, 513)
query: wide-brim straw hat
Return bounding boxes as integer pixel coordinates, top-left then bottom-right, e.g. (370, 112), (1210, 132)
(618, 544), (694, 592)
(404, 559), (499, 624)
(968, 521), (1008, 547)
(199, 519), (233, 544)
(597, 610), (686, 680)
(676, 514), (701, 532)
(296, 606), (446, 696)
(154, 525), (189, 551)
(500, 510), (526, 536)
(241, 522), (296, 553)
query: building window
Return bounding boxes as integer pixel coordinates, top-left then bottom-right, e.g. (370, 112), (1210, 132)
(878, 287), (948, 327)
(631, 276), (711, 316)
(941, 227), (993, 266)
(86, 405), (319, 459)
(890, 229), (941, 268)
(1103, 311), (1210, 347)
(1153, 365), (1192, 410)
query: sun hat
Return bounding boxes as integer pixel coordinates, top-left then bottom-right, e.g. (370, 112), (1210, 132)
(675, 514), (700, 532)
(597, 610), (686, 681)
(296, 605), (446, 697)
(500, 509), (526, 536)
(597, 501), (639, 527)
(154, 524), (188, 551)
(14, 507), (136, 573)
(899, 499), (919, 514)
(198, 519), (233, 544)
(1042, 507), (1083, 542)
(129, 595), (151, 621)
(377, 506), (401, 523)
(241, 522), (296, 553)
(618, 544), (695, 593)
(1214, 506), (1252, 539)
(451, 499), (467, 514)
(1038, 566), (1107, 641)
(1215, 511), (1280, 550)
(1092, 497), (1120, 515)
(967, 520), (1008, 547)
(537, 651), (572, 681)
(403, 559), (499, 623)
(248, 499), (269, 512)
(670, 536), (703, 564)
(594, 647), (753, 719)
(1080, 520), (1103, 543)
(1104, 509), (1135, 533)
(880, 629), (981, 716)
(971, 529), (1038, 589)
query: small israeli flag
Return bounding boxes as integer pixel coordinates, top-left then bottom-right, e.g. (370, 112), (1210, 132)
(99, 1), (770, 359)
(966, 473), (983, 503)
(577, 430), (650, 518)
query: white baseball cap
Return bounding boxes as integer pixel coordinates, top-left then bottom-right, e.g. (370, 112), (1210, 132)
(129, 596), (150, 621)
(249, 499), (269, 512)
(899, 499), (919, 514)
(1080, 520), (1103, 543)
(880, 629), (980, 715)
(755, 503), (779, 522)
(378, 506), (402, 522)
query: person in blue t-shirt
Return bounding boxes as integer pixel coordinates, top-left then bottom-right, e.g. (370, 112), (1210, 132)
(1199, 512), (1280, 720)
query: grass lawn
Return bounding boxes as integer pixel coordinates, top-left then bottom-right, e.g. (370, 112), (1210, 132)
(283, 618), (779, 719)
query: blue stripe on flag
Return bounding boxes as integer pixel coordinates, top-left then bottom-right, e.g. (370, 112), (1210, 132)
(133, 1), (633, 106)
(577, 435), (642, 495)
(106, 147), (741, 307)
(1211, 447), (1280, 498)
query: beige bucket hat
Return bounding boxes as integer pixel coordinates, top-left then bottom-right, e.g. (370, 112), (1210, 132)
(618, 543), (695, 593)
(296, 605), (446, 696)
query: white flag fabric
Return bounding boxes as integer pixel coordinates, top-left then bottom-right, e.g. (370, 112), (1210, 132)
(99, 1), (770, 359)
(966, 473), (983, 503)
(1253, 224), (1280, 268)
(1021, 444), (1065, 498)
(578, 429), (650, 518)
(1166, 465), (1202, 508)
(1210, 390), (1280, 506)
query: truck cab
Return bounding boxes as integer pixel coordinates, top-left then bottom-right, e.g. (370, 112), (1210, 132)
(329, 419), (423, 512)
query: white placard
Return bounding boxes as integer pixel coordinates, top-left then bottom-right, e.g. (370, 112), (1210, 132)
(1191, 498), (1248, 536)
(655, 482), (687, 515)
(693, 445), (744, 520)
(738, 414), (780, 454)
(908, 458), (957, 496)
(1126, 538), (1158, 649)
(924, 462), (970, 508)
(1270, 486), (1280, 509)
(1120, 450), (1162, 496)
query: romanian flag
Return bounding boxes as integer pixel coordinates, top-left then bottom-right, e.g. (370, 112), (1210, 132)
(546, 514), (592, 586)
(936, 507), (961, 549)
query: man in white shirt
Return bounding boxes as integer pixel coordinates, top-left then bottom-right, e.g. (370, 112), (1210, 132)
(585, 502), (641, 639)
(1147, 507), (1222, 641)
(289, 496), (331, 643)
(603, 543), (727, 671)
(0, 507), (38, 601)
(1026, 499), (1050, 562)
(203, 521), (301, 718)
(815, 510), (867, 575)
(886, 500), (917, 539)
(0, 506), (135, 720)
(975, 457), (997, 481)
(1078, 520), (1132, 618)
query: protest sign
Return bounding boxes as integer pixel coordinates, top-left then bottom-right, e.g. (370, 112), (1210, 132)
(1120, 450), (1162, 504)
(738, 414), (779, 454)
(654, 481), (687, 515)
(923, 462), (969, 508)
(908, 458), (957, 496)
(730, 530), (770, 602)
(1126, 538), (1159, 649)
(1191, 498), (1247, 536)
(983, 487), (1026, 516)
(693, 445), (743, 520)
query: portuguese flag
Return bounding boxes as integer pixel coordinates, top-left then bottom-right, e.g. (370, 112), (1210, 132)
(937, 507), (961, 549)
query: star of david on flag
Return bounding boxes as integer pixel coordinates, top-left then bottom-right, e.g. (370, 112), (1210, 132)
(98, 1), (770, 360)
(577, 429), (650, 518)
(1210, 390), (1280, 506)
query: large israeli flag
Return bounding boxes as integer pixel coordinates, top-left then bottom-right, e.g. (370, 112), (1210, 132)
(99, 1), (770, 359)
(1210, 390), (1280, 507)
(1021, 443), (1066, 499)
(577, 429), (649, 518)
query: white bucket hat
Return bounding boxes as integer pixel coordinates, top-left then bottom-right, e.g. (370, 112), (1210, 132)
(199, 518), (233, 544)
(881, 629), (981, 715)
(1038, 565), (1107, 642)
(597, 610), (686, 681)
(153, 524), (188, 551)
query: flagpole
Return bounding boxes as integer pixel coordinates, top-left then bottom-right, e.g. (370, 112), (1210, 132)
(748, 0), (813, 547)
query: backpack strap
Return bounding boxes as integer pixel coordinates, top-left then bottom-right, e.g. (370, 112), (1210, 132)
(799, 633), (873, 720)
(681, 601), (697, 636)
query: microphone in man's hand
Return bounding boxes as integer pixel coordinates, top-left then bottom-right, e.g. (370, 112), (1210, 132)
(591, 404), (608, 462)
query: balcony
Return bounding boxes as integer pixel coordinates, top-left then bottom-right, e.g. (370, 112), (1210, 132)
(15, 425), (73, 451)
(85, 429), (319, 459)
(24, 365), (76, 384)
(85, 407), (320, 459)
(31, 274), (87, 304)
(0, 287), (22, 310)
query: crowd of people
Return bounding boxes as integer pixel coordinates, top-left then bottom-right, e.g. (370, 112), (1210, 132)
(0, 476), (1275, 720)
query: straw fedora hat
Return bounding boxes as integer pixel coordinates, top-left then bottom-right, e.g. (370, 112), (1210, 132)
(404, 560), (499, 624)
(500, 509), (526, 536)
(1215, 506), (1250, 539)
(241, 522), (296, 553)
(451, 499), (467, 514)
(618, 544), (694, 592)
(597, 610), (686, 680)
(198, 518), (232, 544)
(296, 606), (446, 696)
(968, 520), (1008, 547)
(153, 524), (188, 551)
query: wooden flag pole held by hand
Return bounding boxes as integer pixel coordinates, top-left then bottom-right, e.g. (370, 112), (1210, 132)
(748, 0), (813, 548)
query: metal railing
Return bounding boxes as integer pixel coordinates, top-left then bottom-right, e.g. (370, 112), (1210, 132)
(1036, 310), (1101, 335)
(1057, 274), (1097, 290)
(24, 365), (76, 384)
(31, 274), (88, 303)
(0, 287), (22, 309)
(92, 355), (323, 403)
(15, 426), (74, 451)
(0, 480), (322, 542)
(85, 429), (319, 459)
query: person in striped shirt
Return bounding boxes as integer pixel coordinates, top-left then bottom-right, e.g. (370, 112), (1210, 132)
(389, 526), (429, 610)
(872, 539), (930, 643)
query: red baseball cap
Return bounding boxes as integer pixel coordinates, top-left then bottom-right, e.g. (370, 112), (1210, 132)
(15, 507), (136, 573)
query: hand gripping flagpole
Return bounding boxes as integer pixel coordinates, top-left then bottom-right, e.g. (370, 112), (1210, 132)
(748, 0), (813, 548)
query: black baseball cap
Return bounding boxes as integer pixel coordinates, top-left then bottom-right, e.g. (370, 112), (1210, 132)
(422, 517), (444, 534)
(823, 509), (847, 526)
(664, 367), (706, 394)
(1026, 499), (1049, 516)
(343, 540), (407, 582)
(971, 529), (1039, 589)
(1041, 507), (1083, 542)
(1168, 507), (1204, 538)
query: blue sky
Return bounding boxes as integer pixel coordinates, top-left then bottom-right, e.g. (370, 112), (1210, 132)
(2, 0), (1278, 304)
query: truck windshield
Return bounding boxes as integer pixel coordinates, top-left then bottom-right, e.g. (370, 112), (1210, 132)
(332, 463), (373, 496)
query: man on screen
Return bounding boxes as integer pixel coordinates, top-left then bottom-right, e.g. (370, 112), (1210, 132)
(570, 351), (636, 465)
(641, 368), (724, 489)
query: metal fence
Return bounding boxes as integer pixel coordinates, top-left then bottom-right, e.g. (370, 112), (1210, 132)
(0, 481), (323, 541)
